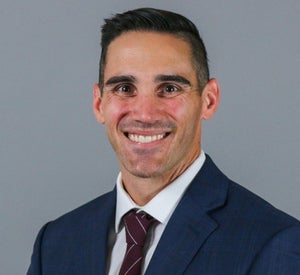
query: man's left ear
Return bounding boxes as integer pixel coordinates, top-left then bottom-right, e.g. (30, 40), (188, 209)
(200, 78), (220, 120)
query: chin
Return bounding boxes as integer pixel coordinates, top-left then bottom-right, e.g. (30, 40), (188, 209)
(125, 163), (165, 179)
(129, 169), (161, 179)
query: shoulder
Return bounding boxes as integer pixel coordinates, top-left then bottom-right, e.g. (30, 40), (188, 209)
(227, 180), (299, 228)
(201, 155), (300, 250)
(36, 189), (116, 243)
(202, 157), (300, 273)
(203, 155), (299, 229)
(248, 224), (300, 274)
(27, 190), (116, 274)
(47, 189), (116, 230)
(213, 177), (300, 266)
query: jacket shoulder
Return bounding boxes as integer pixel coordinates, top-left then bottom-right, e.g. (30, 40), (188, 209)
(226, 180), (299, 228)
(43, 189), (116, 236)
(27, 190), (116, 275)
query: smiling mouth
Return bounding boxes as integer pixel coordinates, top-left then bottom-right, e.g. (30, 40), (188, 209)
(127, 133), (169, 143)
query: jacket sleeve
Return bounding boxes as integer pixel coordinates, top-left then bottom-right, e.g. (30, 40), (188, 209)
(26, 223), (50, 275)
(248, 225), (300, 274)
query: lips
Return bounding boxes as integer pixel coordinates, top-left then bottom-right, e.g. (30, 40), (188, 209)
(127, 133), (167, 143)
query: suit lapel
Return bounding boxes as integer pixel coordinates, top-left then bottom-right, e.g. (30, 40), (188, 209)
(145, 155), (229, 274)
(85, 188), (116, 275)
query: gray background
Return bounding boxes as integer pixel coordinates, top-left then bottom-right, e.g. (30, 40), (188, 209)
(1, 0), (299, 274)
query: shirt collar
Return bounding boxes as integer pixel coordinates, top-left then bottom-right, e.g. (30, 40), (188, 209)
(115, 151), (206, 232)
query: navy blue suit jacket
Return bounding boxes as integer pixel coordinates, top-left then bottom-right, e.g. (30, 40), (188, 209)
(27, 155), (300, 274)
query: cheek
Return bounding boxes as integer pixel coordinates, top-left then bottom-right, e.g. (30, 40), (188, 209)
(165, 101), (180, 115)
(162, 98), (188, 118)
(164, 98), (201, 122)
(102, 99), (129, 126)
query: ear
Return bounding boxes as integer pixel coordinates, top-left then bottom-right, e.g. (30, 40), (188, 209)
(200, 78), (220, 120)
(93, 83), (105, 124)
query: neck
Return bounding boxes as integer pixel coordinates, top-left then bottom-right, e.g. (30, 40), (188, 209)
(120, 152), (200, 205)
(121, 176), (169, 206)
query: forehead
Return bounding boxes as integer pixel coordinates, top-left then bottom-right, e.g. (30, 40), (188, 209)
(104, 31), (196, 80)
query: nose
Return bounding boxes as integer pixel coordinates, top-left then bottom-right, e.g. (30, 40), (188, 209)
(131, 93), (160, 123)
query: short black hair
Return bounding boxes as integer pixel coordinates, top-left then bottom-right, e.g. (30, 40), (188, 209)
(99, 8), (209, 92)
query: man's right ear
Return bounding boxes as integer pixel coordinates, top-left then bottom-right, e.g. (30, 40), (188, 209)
(93, 84), (105, 124)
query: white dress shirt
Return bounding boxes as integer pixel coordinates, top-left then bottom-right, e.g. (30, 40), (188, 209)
(107, 151), (206, 275)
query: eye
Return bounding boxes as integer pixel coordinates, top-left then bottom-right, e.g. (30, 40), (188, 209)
(113, 84), (136, 97)
(158, 84), (182, 97)
(164, 85), (178, 93)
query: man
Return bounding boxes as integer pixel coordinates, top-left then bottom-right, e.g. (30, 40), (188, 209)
(27, 8), (300, 274)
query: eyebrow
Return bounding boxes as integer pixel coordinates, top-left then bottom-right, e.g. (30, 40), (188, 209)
(155, 74), (192, 86)
(105, 75), (136, 86)
(104, 74), (192, 87)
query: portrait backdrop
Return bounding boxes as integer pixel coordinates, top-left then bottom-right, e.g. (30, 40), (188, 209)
(0, 1), (299, 274)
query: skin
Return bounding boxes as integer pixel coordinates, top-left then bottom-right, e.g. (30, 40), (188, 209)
(93, 31), (220, 205)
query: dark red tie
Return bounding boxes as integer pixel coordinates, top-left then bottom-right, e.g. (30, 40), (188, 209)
(119, 211), (157, 275)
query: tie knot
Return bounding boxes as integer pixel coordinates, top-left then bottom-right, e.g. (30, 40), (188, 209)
(123, 211), (156, 246)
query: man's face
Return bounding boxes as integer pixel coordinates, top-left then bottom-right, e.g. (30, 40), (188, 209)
(94, 31), (216, 183)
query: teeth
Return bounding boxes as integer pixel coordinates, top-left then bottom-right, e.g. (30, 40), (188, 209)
(128, 134), (165, 143)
